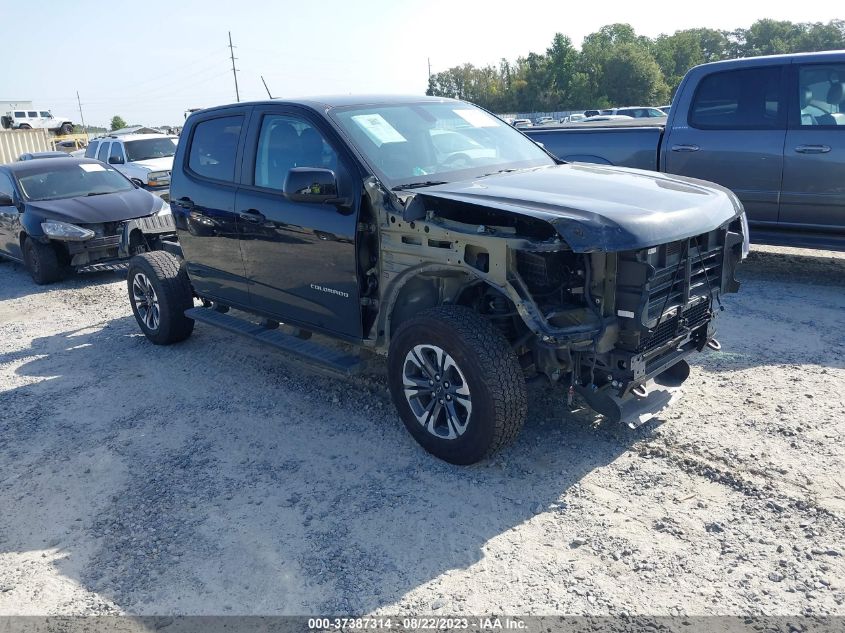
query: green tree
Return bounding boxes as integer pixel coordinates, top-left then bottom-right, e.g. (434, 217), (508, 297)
(110, 115), (127, 131)
(600, 43), (670, 106)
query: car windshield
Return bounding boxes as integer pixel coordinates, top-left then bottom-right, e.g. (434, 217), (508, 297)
(123, 137), (177, 162)
(331, 102), (554, 188)
(16, 162), (135, 201)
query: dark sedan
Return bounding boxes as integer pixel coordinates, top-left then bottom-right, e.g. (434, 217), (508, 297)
(0, 158), (178, 284)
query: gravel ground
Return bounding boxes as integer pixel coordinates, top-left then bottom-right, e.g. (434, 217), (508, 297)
(0, 244), (843, 616)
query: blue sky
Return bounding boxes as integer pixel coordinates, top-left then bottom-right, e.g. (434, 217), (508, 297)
(2, 0), (842, 126)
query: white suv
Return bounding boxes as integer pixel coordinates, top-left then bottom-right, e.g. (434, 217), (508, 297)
(1, 109), (74, 134)
(84, 134), (178, 196)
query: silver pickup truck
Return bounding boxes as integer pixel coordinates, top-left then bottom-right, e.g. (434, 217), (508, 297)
(525, 51), (845, 251)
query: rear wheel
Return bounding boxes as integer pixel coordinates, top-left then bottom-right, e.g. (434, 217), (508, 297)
(23, 238), (63, 285)
(59, 123), (73, 135)
(18, 124), (31, 129)
(387, 305), (527, 464)
(127, 251), (194, 345)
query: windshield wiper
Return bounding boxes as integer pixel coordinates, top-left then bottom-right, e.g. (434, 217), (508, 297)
(391, 180), (448, 191)
(86, 191), (112, 196)
(479, 168), (518, 178)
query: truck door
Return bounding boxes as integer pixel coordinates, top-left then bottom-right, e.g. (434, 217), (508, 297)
(171, 112), (251, 308)
(0, 172), (21, 259)
(235, 106), (362, 338)
(780, 61), (845, 230)
(664, 65), (787, 225)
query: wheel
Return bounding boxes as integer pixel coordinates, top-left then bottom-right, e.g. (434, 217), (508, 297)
(127, 251), (194, 345)
(18, 123), (31, 129)
(23, 238), (63, 285)
(387, 305), (527, 464)
(59, 123), (73, 135)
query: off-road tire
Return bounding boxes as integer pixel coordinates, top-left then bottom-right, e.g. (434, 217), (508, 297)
(127, 251), (194, 345)
(59, 123), (73, 135)
(18, 124), (31, 129)
(387, 305), (527, 464)
(23, 238), (63, 285)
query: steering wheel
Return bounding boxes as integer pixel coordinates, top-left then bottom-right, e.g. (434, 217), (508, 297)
(440, 152), (472, 170)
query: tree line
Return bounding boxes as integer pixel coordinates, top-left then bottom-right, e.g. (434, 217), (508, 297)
(425, 20), (845, 113)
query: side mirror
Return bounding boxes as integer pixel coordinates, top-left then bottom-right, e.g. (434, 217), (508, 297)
(283, 167), (338, 203)
(0, 193), (13, 206)
(108, 156), (124, 165)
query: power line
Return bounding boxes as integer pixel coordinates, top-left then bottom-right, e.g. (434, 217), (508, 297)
(229, 31), (240, 103)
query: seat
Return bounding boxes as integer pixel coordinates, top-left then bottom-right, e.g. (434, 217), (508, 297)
(799, 87), (816, 125)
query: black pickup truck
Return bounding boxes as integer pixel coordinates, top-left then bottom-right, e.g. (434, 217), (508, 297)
(126, 96), (745, 464)
(525, 51), (845, 251)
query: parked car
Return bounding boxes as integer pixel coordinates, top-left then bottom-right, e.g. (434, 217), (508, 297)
(524, 51), (845, 250)
(512, 118), (533, 128)
(84, 134), (178, 196)
(583, 110), (601, 118)
(0, 158), (177, 284)
(1, 109), (74, 135)
(601, 107), (667, 119)
(579, 115), (634, 122)
(658, 105), (672, 115)
(561, 113), (586, 123)
(533, 116), (556, 126)
(125, 95), (745, 464)
(18, 151), (70, 161)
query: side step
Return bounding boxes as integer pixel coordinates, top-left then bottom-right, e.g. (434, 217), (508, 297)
(185, 307), (361, 374)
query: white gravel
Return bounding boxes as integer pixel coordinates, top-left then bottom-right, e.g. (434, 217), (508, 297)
(0, 245), (843, 616)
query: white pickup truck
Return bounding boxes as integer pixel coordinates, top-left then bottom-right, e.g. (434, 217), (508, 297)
(1, 109), (74, 135)
(84, 134), (178, 196)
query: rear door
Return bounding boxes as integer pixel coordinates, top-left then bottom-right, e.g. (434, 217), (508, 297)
(171, 110), (251, 307)
(0, 171), (21, 258)
(780, 61), (845, 229)
(663, 64), (788, 224)
(235, 105), (362, 338)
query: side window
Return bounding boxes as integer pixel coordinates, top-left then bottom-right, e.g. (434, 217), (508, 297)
(690, 67), (783, 130)
(27, 111), (37, 118)
(188, 115), (244, 182)
(84, 141), (99, 158)
(39, 111), (51, 117)
(253, 114), (339, 190)
(14, 111), (25, 118)
(797, 63), (845, 127)
(109, 142), (125, 163)
(97, 142), (111, 163)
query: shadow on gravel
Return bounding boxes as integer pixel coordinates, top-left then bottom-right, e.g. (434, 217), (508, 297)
(0, 316), (643, 614)
(739, 249), (845, 286)
(0, 259), (122, 302)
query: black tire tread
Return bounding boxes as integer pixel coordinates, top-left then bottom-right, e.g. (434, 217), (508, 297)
(127, 251), (194, 344)
(24, 238), (63, 285)
(390, 305), (527, 462)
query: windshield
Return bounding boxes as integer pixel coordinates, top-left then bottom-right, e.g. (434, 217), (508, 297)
(124, 137), (177, 162)
(331, 102), (554, 188)
(16, 162), (135, 201)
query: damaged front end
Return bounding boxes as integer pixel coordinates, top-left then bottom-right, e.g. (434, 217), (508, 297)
(67, 214), (178, 272)
(373, 182), (744, 429)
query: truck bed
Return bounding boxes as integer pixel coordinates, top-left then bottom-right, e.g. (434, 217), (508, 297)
(524, 124), (664, 171)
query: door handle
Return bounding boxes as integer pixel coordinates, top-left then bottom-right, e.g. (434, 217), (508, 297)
(671, 144), (700, 152)
(239, 209), (266, 223)
(176, 197), (196, 210)
(795, 144), (831, 154)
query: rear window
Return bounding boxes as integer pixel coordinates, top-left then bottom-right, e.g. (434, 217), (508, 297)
(84, 141), (99, 158)
(690, 67), (784, 130)
(14, 111), (25, 117)
(27, 111), (37, 118)
(188, 115), (243, 182)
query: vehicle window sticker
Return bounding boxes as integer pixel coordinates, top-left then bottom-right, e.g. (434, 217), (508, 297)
(350, 113), (406, 146)
(79, 163), (106, 172)
(453, 109), (500, 128)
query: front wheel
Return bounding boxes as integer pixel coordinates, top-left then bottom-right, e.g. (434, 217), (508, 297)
(59, 123), (73, 135)
(387, 305), (527, 464)
(127, 251), (194, 345)
(23, 238), (63, 285)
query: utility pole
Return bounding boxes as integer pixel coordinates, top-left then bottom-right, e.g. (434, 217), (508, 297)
(428, 57), (432, 80)
(228, 31), (240, 103)
(76, 91), (88, 142)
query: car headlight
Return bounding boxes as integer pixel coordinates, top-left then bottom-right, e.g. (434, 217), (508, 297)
(147, 171), (170, 187)
(41, 220), (95, 241)
(155, 197), (172, 216)
(739, 210), (750, 260)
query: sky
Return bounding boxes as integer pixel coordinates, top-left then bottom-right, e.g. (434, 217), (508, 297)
(1, 0), (842, 127)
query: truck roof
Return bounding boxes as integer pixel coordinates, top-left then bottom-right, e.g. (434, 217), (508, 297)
(189, 94), (461, 114)
(692, 49), (845, 72)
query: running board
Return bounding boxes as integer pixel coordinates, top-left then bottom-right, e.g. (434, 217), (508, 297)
(78, 261), (129, 273)
(184, 307), (361, 374)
